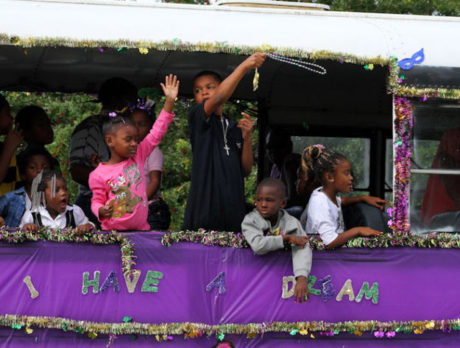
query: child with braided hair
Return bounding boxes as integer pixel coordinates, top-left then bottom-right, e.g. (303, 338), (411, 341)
(89, 75), (178, 231)
(300, 145), (387, 248)
(20, 170), (93, 234)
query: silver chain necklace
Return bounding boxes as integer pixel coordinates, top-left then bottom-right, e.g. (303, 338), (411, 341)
(220, 116), (230, 156)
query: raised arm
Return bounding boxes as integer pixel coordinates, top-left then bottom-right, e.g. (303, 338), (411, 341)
(160, 74), (179, 114)
(136, 75), (178, 161)
(204, 53), (266, 116)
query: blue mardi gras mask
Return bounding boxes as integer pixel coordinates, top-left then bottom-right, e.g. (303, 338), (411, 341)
(398, 48), (425, 70)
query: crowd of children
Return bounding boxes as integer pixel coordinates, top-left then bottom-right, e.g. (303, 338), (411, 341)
(0, 54), (390, 295)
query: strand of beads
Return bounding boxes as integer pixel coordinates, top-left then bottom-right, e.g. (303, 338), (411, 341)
(267, 53), (327, 75)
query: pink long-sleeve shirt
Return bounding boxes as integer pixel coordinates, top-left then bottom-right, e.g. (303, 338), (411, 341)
(89, 109), (174, 231)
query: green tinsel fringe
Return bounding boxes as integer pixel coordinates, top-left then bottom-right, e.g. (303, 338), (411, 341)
(161, 230), (460, 250)
(0, 227), (136, 276)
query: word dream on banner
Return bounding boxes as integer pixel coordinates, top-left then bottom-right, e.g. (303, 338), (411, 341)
(282, 275), (379, 304)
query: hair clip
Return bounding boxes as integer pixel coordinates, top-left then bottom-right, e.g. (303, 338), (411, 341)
(127, 98), (156, 117)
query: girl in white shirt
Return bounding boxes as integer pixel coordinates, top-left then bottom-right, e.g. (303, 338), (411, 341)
(302, 145), (385, 248)
(20, 170), (93, 234)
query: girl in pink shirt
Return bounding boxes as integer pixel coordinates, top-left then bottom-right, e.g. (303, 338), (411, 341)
(89, 75), (179, 231)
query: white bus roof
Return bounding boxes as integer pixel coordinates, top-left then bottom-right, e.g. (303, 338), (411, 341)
(0, 0), (459, 121)
(1, 0), (459, 68)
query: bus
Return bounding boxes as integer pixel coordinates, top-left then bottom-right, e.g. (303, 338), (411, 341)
(1, 0), (459, 346)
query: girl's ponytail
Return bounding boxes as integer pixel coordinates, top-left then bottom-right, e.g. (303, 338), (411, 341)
(300, 144), (346, 186)
(301, 144), (325, 183)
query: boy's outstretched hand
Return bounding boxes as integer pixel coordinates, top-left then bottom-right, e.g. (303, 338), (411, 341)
(294, 276), (309, 303)
(238, 112), (254, 141)
(242, 52), (266, 71)
(76, 223), (94, 235)
(362, 196), (390, 211)
(161, 74), (180, 113)
(359, 227), (383, 237)
(23, 223), (38, 233)
(284, 235), (308, 248)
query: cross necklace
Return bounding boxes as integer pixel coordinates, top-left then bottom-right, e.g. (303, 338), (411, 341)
(220, 116), (230, 156)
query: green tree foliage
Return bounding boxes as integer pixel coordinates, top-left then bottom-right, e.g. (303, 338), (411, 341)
(313, 0), (459, 16)
(168, 0), (459, 16)
(4, 91), (258, 231)
(5, 92), (100, 201)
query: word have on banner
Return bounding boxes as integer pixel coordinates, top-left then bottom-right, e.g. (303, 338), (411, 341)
(282, 275), (379, 304)
(82, 270), (163, 295)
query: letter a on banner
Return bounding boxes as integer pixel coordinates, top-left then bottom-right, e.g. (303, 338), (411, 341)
(336, 279), (355, 302)
(206, 272), (226, 295)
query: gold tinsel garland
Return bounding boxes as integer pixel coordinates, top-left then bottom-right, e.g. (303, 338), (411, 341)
(0, 34), (388, 66)
(387, 56), (460, 100)
(1, 33), (459, 100)
(395, 86), (460, 100)
(0, 227), (136, 276)
(1, 314), (460, 338)
(161, 230), (460, 250)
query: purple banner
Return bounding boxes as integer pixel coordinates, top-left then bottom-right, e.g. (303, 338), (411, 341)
(1, 232), (460, 346)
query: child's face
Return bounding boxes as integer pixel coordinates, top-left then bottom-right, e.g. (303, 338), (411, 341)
(107, 124), (139, 159)
(193, 75), (220, 104)
(0, 104), (13, 135)
(26, 113), (54, 145)
(255, 185), (286, 221)
(45, 178), (69, 217)
(330, 159), (353, 194)
(129, 110), (152, 142)
(23, 154), (51, 185)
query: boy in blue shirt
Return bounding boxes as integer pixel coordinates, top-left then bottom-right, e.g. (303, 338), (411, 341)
(0, 148), (52, 228)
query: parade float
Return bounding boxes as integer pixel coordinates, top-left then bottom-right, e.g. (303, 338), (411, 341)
(0, 0), (459, 346)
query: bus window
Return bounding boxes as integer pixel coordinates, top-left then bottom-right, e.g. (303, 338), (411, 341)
(410, 101), (460, 233)
(291, 136), (370, 194)
(385, 138), (394, 203)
